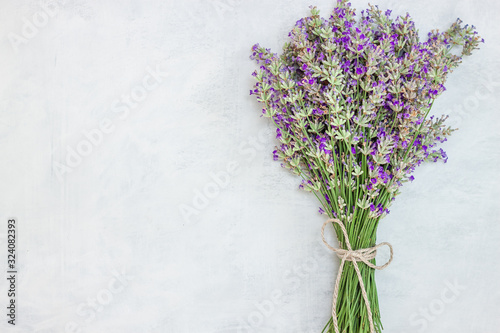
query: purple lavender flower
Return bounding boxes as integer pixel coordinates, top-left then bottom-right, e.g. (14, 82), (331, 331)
(249, 4), (482, 330)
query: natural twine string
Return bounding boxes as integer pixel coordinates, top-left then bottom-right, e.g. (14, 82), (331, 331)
(321, 218), (394, 333)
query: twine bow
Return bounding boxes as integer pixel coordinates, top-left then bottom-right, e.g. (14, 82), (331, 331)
(321, 218), (394, 333)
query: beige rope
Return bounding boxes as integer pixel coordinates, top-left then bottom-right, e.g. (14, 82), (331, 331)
(321, 218), (393, 333)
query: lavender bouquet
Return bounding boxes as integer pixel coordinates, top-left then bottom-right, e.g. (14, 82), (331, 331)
(249, 1), (482, 332)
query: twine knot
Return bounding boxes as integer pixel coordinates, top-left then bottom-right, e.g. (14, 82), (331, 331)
(321, 218), (394, 333)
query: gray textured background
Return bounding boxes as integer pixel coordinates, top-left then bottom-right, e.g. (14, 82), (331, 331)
(0, 0), (499, 332)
